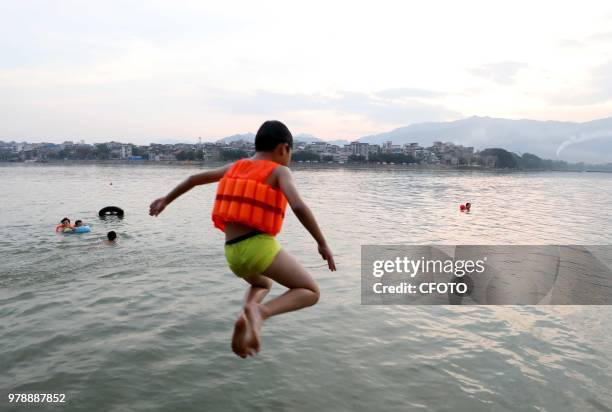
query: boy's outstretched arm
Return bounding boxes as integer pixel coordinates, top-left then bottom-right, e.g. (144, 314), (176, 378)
(277, 166), (337, 271)
(149, 164), (232, 216)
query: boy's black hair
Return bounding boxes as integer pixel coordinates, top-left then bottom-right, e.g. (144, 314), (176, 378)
(255, 120), (293, 152)
(107, 231), (117, 241)
(61, 217), (70, 224)
(75, 220), (82, 225)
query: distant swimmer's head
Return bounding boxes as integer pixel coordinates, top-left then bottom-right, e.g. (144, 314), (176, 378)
(255, 120), (293, 166)
(74, 220), (83, 227)
(465, 202), (471, 211)
(107, 231), (117, 242)
(60, 217), (71, 226)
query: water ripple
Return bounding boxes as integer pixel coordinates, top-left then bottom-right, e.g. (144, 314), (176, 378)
(1, 165), (611, 411)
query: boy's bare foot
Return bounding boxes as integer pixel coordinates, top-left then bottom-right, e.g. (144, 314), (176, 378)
(244, 303), (265, 354)
(231, 312), (249, 358)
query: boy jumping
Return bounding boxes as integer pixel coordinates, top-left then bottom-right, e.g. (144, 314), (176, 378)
(149, 120), (336, 358)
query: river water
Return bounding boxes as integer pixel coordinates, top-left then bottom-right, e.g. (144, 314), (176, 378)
(1, 164), (611, 411)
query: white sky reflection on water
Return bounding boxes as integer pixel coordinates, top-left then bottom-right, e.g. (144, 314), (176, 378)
(1, 164), (611, 411)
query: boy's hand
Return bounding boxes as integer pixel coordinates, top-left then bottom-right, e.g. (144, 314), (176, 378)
(318, 243), (337, 271)
(149, 197), (169, 216)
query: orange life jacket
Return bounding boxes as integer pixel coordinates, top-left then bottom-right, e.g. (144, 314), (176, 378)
(212, 159), (287, 236)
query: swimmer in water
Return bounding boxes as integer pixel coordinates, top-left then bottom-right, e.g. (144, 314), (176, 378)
(105, 231), (117, 244)
(56, 217), (74, 232)
(149, 120), (336, 358)
(74, 220), (83, 227)
(460, 202), (472, 212)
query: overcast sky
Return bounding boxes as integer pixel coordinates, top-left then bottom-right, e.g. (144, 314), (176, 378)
(2, 0), (612, 143)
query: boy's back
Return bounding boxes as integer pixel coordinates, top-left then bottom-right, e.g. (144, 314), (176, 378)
(213, 158), (288, 241)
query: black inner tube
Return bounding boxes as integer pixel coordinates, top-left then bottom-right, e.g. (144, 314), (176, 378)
(98, 206), (124, 217)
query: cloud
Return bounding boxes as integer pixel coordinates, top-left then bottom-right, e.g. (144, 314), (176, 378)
(558, 38), (584, 48)
(332, 91), (459, 124)
(586, 31), (612, 43)
(208, 89), (322, 114)
(375, 88), (446, 99)
(468, 61), (528, 85)
(207, 89), (459, 125)
(560, 31), (612, 49)
(547, 60), (612, 105)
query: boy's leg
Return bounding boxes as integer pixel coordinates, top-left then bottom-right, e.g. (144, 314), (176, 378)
(261, 250), (319, 317)
(232, 274), (272, 358)
(244, 249), (320, 353)
(243, 274), (272, 305)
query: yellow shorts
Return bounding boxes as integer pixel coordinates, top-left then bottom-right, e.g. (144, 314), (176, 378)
(224, 233), (281, 278)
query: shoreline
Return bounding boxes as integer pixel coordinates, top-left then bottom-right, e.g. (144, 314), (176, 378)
(0, 159), (604, 173)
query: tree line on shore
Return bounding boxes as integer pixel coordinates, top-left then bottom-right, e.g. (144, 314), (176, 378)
(2, 143), (611, 171)
(293, 148), (612, 171)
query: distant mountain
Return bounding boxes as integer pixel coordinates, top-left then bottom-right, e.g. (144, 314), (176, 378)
(327, 139), (351, 147)
(216, 132), (347, 146)
(356, 116), (612, 163)
(216, 133), (255, 144)
(156, 138), (196, 145)
(294, 133), (321, 143)
(292, 135), (350, 146)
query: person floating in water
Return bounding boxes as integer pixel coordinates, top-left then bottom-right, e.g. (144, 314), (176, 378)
(460, 202), (471, 212)
(55, 217), (74, 232)
(149, 120), (336, 358)
(74, 220), (83, 227)
(105, 231), (117, 244)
